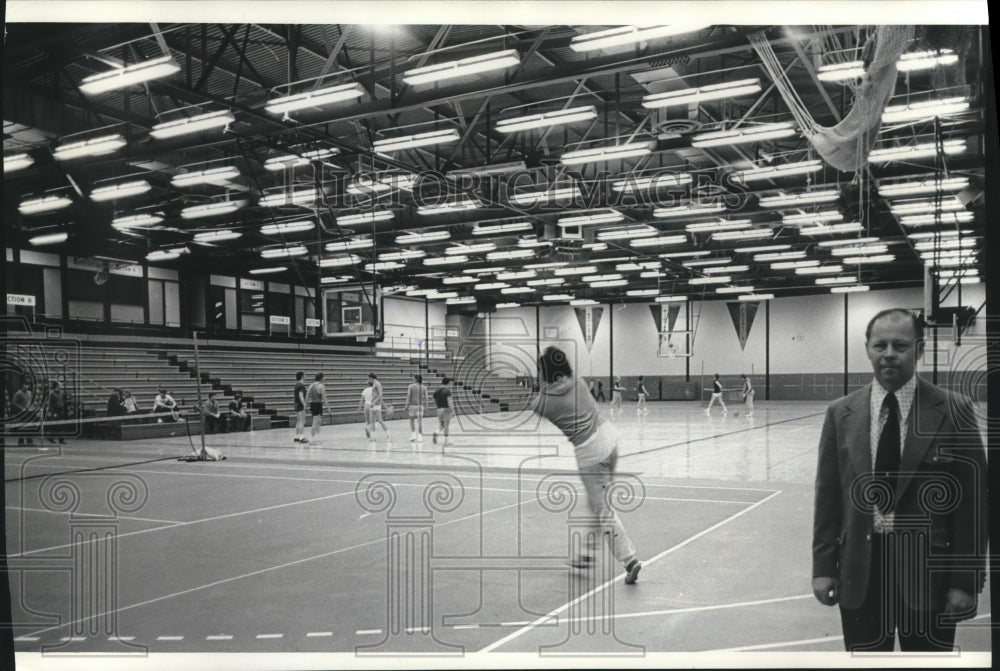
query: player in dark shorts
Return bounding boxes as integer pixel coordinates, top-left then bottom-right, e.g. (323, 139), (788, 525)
(293, 371), (307, 443)
(432, 377), (453, 446)
(306, 372), (326, 446)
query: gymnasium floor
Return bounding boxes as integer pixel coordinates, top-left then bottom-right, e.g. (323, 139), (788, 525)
(4, 401), (991, 669)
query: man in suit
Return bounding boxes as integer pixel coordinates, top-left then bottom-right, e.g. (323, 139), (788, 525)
(812, 308), (987, 652)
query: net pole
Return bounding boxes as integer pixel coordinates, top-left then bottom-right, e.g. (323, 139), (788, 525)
(193, 331), (207, 458)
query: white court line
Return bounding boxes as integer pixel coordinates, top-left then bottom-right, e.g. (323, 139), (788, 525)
(7, 505), (183, 525)
(710, 635), (844, 652)
(478, 489), (784, 653)
(256, 633), (283, 639)
(14, 636), (39, 642)
(355, 629), (382, 636)
(107, 636), (135, 641)
(13, 489), (357, 557)
(22, 492), (540, 639)
(156, 635), (183, 641)
(306, 631), (333, 637)
(206, 634), (233, 640)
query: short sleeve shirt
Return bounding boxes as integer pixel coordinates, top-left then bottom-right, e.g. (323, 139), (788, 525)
(433, 386), (451, 409)
(294, 381), (307, 410)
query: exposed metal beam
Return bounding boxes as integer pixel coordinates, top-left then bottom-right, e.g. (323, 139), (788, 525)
(788, 39), (842, 123)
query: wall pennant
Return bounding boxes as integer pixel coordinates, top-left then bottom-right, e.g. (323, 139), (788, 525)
(574, 306), (603, 351)
(726, 301), (759, 351)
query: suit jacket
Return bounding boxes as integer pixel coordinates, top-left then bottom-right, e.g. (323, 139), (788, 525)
(812, 377), (988, 611)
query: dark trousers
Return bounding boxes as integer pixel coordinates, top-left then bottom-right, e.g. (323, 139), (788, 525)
(204, 415), (225, 434)
(839, 534), (957, 652)
(228, 414), (250, 432)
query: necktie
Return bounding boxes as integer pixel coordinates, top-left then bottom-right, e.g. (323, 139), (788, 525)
(874, 392), (901, 510)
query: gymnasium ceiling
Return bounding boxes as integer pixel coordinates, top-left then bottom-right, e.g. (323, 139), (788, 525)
(3, 21), (987, 309)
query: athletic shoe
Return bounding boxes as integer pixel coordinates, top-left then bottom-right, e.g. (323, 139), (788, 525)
(416, 434), (423, 443)
(365, 427), (371, 439)
(432, 432), (438, 444)
(624, 559), (642, 585)
(409, 433), (416, 442)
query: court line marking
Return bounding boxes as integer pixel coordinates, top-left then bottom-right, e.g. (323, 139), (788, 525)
(21, 492), (546, 639)
(477, 488), (783, 653)
(6, 505), (183, 525)
(355, 629), (382, 636)
(12, 489), (358, 557)
(255, 633), (283, 639)
(709, 635), (843, 652)
(306, 631), (333, 637)
(156, 635), (183, 641)
(205, 635), (233, 640)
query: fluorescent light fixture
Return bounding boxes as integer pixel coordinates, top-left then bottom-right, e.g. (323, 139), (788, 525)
(653, 203), (726, 219)
(889, 197), (965, 215)
(816, 276), (858, 285)
(685, 219), (751, 233)
(261, 246), (308, 258)
(171, 166), (241, 188)
(734, 244), (792, 254)
(899, 211), (974, 227)
(821, 236), (885, 248)
(508, 186), (579, 207)
(570, 25), (707, 52)
(753, 250), (806, 261)
(424, 255), (469, 266)
(908, 229), (972, 240)
(90, 179), (152, 202)
(570, 298), (600, 306)
(582, 242), (609, 251)
(365, 261), (405, 272)
(28, 231), (69, 246)
(4, 153), (34, 172)
(525, 261), (568, 270)
(630, 234), (687, 247)
(322, 276), (353, 285)
(518, 237), (551, 249)
(146, 249), (181, 261)
(611, 172), (692, 192)
(502, 286), (535, 295)
(180, 201), (243, 219)
(417, 197), (481, 215)
(929, 255), (978, 267)
(553, 265), (598, 276)
(897, 49), (959, 72)
(487, 249), (535, 261)
(558, 210), (624, 227)
(640, 271), (666, 278)
(643, 78), (761, 109)
(447, 242), (496, 255)
(715, 285), (755, 294)
(618, 262), (660, 272)
(336, 211), (395, 226)
(260, 220), (315, 235)
(473, 282), (509, 291)
(373, 129), (460, 153)
(841, 254), (895, 265)
(264, 148), (339, 171)
(830, 284), (870, 293)
(426, 291), (459, 299)
(735, 160), (822, 182)
(19, 194), (73, 215)
(598, 225), (659, 240)
(800, 222), (863, 236)
(497, 270), (537, 281)
(914, 238), (978, 251)
(150, 111), (235, 139)
(193, 230), (242, 242)
(817, 60), (865, 82)
(829, 245), (890, 257)
(589, 279), (628, 288)
(395, 230), (451, 245)
(318, 254), (361, 267)
(560, 141), (652, 165)
(259, 188), (319, 208)
(112, 213), (163, 229)
(868, 139), (966, 163)
(582, 273), (623, 283)
(739, 293), (774, 301)
(265, 83), (365, 115)
(496, 302), (522, 309)
(689, 276), (732, 285)
(703, 265), (749, 274)
(771, 260), (820, 270)
(782, 210), (843, 226)
(80, 56), (180, 95)
(325, 238), (371, 252)
(882, 97), (970, 124)
(655, 295), (687, 303)
(249, 266), (287, 275)
(402, 49), (519, 86)
(472, 221), (533, 236)
(878, 177), (969, 198)
(378, 250), (426, 262)
(682, 257), (732, 267)
(711, 228), (774, 241)
(495, 105), (597, 133)
(626, 288), (661, 297)
(661, 250), (711, 259)
(445, 296), (477, 305)
(937, 269), (979, 279)
(542, 294), (574, 302)
(758, 190), (840, 208)
(442, 276), (478, 284)
(347, 173), (415, 195)
(796, 264), (845, 275)
(54, 134), (126, 160)
(527, 277), (566, 286)
(691, 122), (796, 148)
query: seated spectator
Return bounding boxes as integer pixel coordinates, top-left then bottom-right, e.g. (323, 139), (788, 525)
(107, 388), (126, 417)
(227, 392), (251, 432)
(152, 388), (179, 422)
(122, 389), (139, 415)
(200, 392), (224, 434)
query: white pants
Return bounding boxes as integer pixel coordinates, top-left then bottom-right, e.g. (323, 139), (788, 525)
(576, 441), (637, 564)
(707, 392), (727, 410)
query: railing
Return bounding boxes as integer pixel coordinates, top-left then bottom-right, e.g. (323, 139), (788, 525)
(374, 336), (452, 362)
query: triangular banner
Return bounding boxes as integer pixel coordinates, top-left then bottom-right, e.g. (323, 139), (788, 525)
(726, 301), (760, 351)
(574, 307), (603, 351)
(666, 303), (681, 333)
(648, 304), (662, 331)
